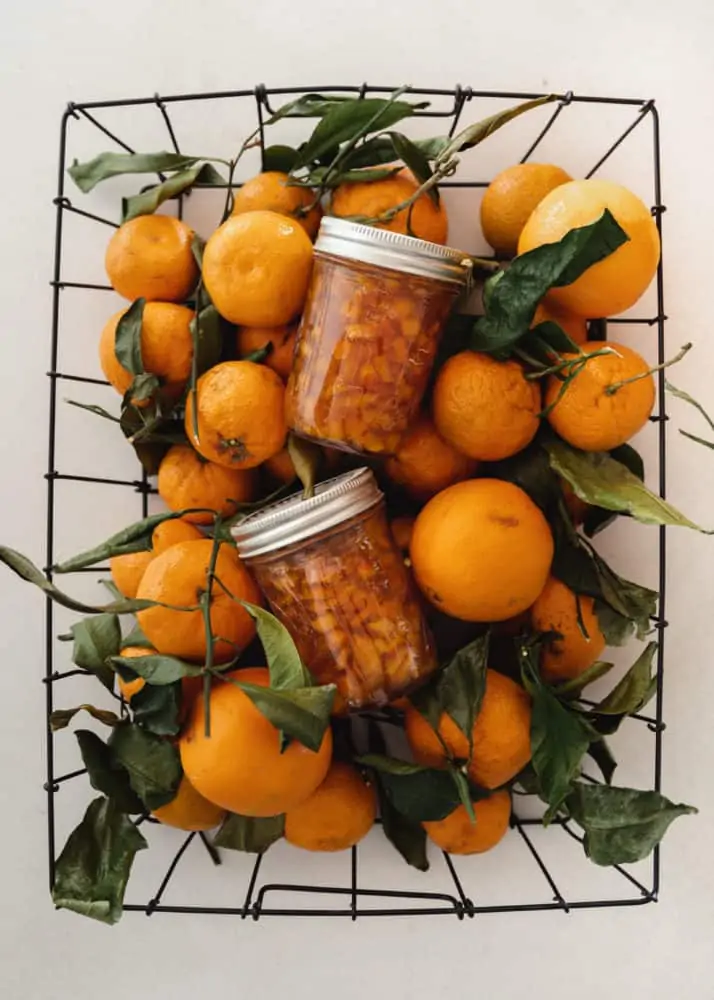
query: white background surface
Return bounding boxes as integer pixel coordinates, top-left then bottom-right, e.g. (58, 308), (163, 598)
(2, 2), (714, 997)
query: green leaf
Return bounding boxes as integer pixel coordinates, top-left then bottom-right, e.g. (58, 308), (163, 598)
(52, 512), (177, 572)
(213, 813), (285, 853)
(472, 211), (628, 354)
(546, 438), (712, 533)
(414, 135), (451, 160)
(114, 298), (145, 377)
(588, 547), (657, 641)
(108, 723), (182, 810)
(236, 681), (335, 752)
(587, 738), (617, 785)
(680, 430), (714, 451)
(666, 380), (714, 435)
(68, 151), (205, 193)
(239, 602), (311, 689)
(583, 443), (646, 537)
(129, 682), (182, 736)
(122, 163), (225, 221)
(357, 754), (460, 822)
(111, 653), (202, 686)
(595, 642), (658, 716)
(593, 602), (633, 647)
(530, 685), (593, 810)
(449, 766), (476, 824)
(286, 433), (320, 500)
(52, 796), (148, 924)
(527, 320), (582, 357)
(566, 784), (697, 866)
(306, 165), (400, 187)
(0, 545), (156, 615)
(553, 660), (614, 697)
(376, 782), (429, 871)
(294, 95), (428, 169)
(75, 730), (144, 814)
(342, 135), (400, 168)
(413, 636), (488, 751)
(126, 373), (160, 405)
(388, 130), (438, 204)
(484, 439), (560, 511)
(266, 93), (352, 124)
(69, 614), (122, 691)
(438, 95), (556, 161)
(50, 704), (122, 732)
(263, 145), (300, 172)
(190, 304), (223, 375)
(121, 621), (153, 649)
(65, 399), (120, 423)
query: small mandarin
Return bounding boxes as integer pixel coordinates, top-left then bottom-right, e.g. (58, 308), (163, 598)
(480, 163), (572, 256)
(236, 323), (298, 380)
(105, 215), (198, 302)
(284, 762), (376, 852)
(432, 352), (541, 462)
(545, 341), (655, 451)
(151, 519), (203, 554)
(423, 790), (512, 855)
(232, 172), (322, 239)
(180, 667), (333, 817)
(531, 576), (606, 682)
(152, 776), (226, 832)
(532, 301), (588, 346)
(264, 448), (296, 484)
(157, 444), (255, 524)
(331, 168), (448, 244)
(99, 302), (194, 398)
(390, 516), (416, 554)
(109, 550), (153, 599)
(385, 414), (478, 499)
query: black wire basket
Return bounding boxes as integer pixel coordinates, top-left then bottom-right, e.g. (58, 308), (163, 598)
(45, 83), (668, 920)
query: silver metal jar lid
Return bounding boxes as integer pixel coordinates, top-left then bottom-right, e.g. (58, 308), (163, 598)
(231, 467), (383, 559)
(315, 217), (471, 286)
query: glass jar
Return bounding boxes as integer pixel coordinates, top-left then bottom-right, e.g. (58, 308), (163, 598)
(232, 468), (437, 711)
(286, 218), (471, 456)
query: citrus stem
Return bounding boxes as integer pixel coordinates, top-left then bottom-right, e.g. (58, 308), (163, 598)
(605, 342), (693, 395)
(200, 523), (223, 738)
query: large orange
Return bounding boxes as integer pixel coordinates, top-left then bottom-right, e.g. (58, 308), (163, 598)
(109, 550), (153, 599)
(480, 163), (572, 256)
(232, 172), (322, 239)
(384, 414), (477, 499)
(99, 302), (194, 398)
(545, 341), (655, 451)
(518, 179), (660, 317)
(423, 790), (511, 855)
(331, 169), (448, 244)
(151, 518), (203, 554)
(179, 667), (333, 816)
(410, 479), (554, 622)
(157, 444), (256, 525)
(405, 669), (532, 788)
(531, 576), (606, 682)
(432, 352), (541, 461)
(105, 215), (198, 302)
(236, 323), (298, 381)
(202, 211), (313, 327)
(185, 361), (287, 470)
(284, 762), (376, 851)
(152, 776), (226, 831)
(136, 539), (261, 662)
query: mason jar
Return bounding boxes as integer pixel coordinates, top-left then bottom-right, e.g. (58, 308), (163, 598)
(285, 218), (471, 456)
(232, 468), (437, 711)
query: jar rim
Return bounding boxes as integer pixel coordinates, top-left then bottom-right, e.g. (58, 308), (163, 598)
(315, 217), (471, 285)
(231, 467), (383, 559)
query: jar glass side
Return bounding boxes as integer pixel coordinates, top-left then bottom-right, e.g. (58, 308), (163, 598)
(245, 501), (438, 710)
(286, 253), (460, 456)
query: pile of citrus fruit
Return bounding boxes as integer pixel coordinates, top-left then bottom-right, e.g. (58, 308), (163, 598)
(2, 90), (702, 923)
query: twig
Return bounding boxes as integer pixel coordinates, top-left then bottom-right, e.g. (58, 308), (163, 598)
(605, 343), (692, 395)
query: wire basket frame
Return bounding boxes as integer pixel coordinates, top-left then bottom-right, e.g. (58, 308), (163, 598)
(45, 83), (668, 920)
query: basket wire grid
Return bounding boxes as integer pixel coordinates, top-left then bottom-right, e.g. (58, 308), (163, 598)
(45, 84), (668, 920)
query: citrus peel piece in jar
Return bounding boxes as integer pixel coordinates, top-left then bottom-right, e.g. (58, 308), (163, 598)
(232, 468), (437, 711)
(286, 218), (471, 457)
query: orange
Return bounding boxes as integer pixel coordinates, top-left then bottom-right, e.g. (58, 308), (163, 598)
(284, 762), (376, 851)
(151, 518), (203, 553)
(109, 550), (153, 599)
(99, 302), (194, 398)
(532, 301), (588, 346)
(331, 169), (448, 244)
(157, 444), (255, 525)
(185, 360), (287, 470)
(180, 667), (333, 816)
(423, 789), (511, 854)
(232, 172), (322, 239)
(518, 179), (661, 317)
(480, 163), (572, 256)
(405, 669), (532, 788)
(115, 645), (156, 701)
(410, 479), (554, 623)
(105, 215), (198, 303)
(236, 323), (298, 380)
(384, 414), (478, 499)
(432, 352), (541, 461)
(545, 341), (655, 451)
(202, 211), (313, 326)
(264, 448), (296, 483)
(152, 776), (226, 831)
(531, 576), (606, 683)
(136, 539), (261, 663)
(390, 516), (415, 553)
